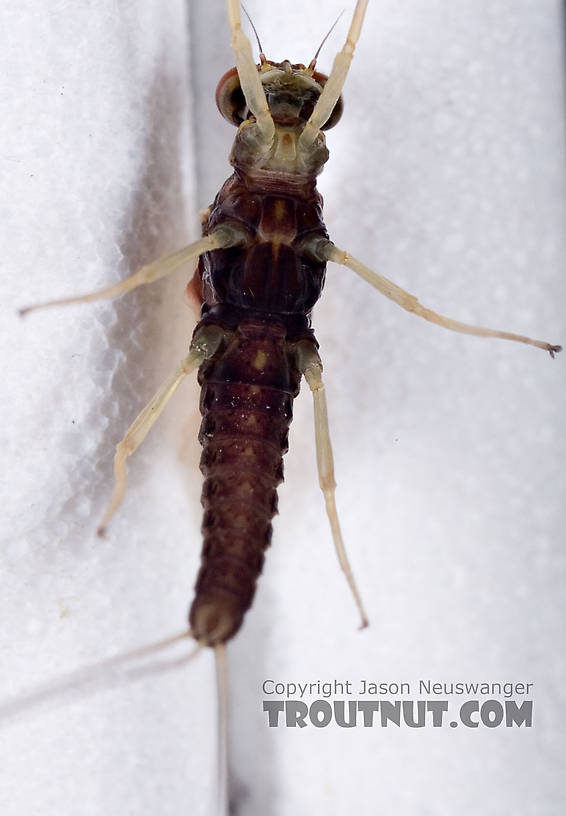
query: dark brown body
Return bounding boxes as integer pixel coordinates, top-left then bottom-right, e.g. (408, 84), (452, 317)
(186, 49), (341, 645)
(188, 167), (327, 644)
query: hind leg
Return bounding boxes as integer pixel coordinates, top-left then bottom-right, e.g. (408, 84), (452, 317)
(297, 343), (369, 629)
(98, 325), (227, 535)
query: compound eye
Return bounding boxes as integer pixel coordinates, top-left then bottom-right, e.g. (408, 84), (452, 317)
(320, 96), (343, 130)
(216, 67), (247, 126)
(311, 70), (344, 130)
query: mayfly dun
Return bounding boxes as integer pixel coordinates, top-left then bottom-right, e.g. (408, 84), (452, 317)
(4, 0), (564, 814)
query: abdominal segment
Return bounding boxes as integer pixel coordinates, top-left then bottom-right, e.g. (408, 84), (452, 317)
(189, 318), (311, 645)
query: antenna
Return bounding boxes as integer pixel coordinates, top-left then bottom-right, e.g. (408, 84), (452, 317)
(241, 3), (266, 64)
(308, 9), (345, 71)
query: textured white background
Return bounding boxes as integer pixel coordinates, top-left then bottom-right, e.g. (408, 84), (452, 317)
(1, 1), (565, 815)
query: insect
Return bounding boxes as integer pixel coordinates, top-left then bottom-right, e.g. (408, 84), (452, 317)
(6, 1), (563, 814)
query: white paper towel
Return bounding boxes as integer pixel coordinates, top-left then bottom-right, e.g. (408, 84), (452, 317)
(1, 1), (565, 815)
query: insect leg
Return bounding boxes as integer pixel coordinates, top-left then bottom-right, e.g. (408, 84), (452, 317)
(98, 325), (227, 535)
(299, 0), (370, 149)
(227, 0), (274, 146)
(19, 227), (240, 316)
(296, 343), (369, 629)
(322, 241), (562, 357)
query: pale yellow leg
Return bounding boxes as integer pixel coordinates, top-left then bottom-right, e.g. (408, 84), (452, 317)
(98, 325), (227, 535)
(19, 228), (237, 316)
(325, 243), (562, 357)
(299, 0), (370, 149)
(227, 0), (274, 145)
(297, 344), (369, 629)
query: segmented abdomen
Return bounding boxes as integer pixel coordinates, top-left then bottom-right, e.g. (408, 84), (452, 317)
(189, 318), (305, 645)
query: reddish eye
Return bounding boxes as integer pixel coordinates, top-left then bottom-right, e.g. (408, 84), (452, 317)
(215, 66), (344, 130)
(216, 66), (247, 126)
